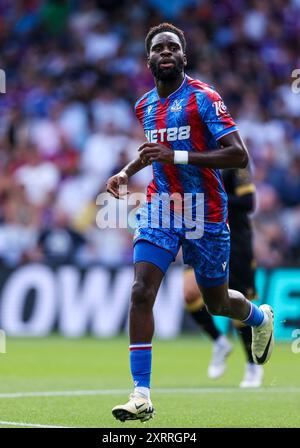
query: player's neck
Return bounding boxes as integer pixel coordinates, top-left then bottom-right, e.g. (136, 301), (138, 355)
(155, 73), (185, 99)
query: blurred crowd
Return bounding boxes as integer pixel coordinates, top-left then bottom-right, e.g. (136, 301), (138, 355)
(0, 0), (299, 268)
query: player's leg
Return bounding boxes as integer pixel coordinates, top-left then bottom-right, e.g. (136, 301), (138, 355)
(129, 260), (164, 344)
(236, 322), (253, 364)
(236, 321), (264, 387)
(184, 268), (232, 378)
(184, 268), (222, 342)
(232, 295), (264, 388)
(229, 256), (255, 362)
(112, 239), (177, 422)
(184, 222), (274, 366)
(199, 283), (274, 365)
(229, 253), (264, 387)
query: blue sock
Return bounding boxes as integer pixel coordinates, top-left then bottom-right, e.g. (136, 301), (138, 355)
(242, 302), (265, 327)
(130, 343), (152, 389)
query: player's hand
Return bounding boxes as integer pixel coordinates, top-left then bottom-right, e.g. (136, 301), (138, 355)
(138, 142), (174, 164)
(106, 171), (129, 199)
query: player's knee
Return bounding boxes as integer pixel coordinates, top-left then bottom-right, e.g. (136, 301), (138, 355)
(131, 280), (156, 310)
(205, 303), (221, 316)
(183, 271), (199, 305)
(184, 290), (199, 305)
(205, 302), (230, 317)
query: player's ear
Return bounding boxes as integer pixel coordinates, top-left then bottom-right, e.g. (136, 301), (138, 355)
(147, 56), (150, 68)
(183, 54), (187, 67)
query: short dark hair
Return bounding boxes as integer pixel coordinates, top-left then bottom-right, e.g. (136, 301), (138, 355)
(145, 22), (186, 55)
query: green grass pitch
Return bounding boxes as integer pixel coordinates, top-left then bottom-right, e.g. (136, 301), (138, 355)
(0, 335), (299, 428)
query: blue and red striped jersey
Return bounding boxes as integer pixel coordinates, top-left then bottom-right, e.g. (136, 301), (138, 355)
(135, 75), (238, 223)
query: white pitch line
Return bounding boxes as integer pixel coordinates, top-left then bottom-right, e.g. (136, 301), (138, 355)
(0, 421), (71, 428)
(0, 388), (299, 428)
(0, 389), (127, 398)
(0, 387), (299, 399)
(157, 387), (300, 393)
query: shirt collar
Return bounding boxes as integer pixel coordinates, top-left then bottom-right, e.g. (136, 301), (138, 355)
(156, 75), (187, 101)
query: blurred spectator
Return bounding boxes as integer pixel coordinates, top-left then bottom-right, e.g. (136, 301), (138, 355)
(91, 89), (133, 132)
(83, 17), (120, 62)
(273, 155), (300, 207)
(81, 122), (129, 182)
(14, 147), (60, 206)
(0, 185), (39, 266)
(34, 208), (86, 265)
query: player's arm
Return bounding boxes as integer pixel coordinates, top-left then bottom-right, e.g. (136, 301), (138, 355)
(227, 167), (256, 212)
(187, 131), (248, 168)
(227, 191), (254, 212)
(107, 92), (151, 198)
(138, 130), (248, 169)
(106, 157), (146, 199)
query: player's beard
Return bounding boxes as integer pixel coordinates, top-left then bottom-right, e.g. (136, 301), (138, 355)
(149, 59), (185, 82)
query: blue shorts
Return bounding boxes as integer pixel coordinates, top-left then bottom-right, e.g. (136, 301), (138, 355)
(133, 208), (230, 288)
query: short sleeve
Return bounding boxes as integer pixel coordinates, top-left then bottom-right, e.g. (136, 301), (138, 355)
(134, 98), (145, 124)
(134, 93), (151, 125)
(197, 89), (238, 140)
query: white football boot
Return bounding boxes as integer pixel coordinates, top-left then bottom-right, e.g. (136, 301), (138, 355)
(240, 363), (264, 388)
(251, 305), (274, 365)
(112, 391), (155, 422)
(208, 335), (233, 379)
